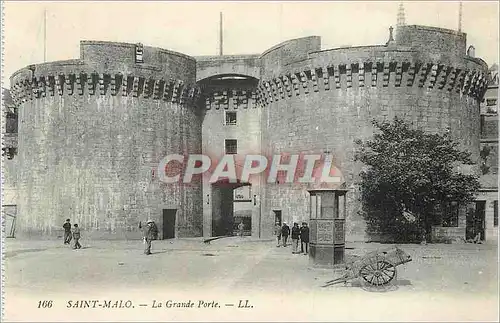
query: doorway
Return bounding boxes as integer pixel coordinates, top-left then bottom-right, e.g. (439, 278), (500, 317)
(466, 201), (486, 241)
(211, 181), (252, 237)
(273, 210), (282, 226)
(162, 209), (177, 239)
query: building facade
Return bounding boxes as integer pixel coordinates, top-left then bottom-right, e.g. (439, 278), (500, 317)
(478, 65), (498, 243)
(5, 25), (493, 242)
(2, 87), (18, 237)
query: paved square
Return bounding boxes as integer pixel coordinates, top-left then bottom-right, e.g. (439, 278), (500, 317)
(3, 237), (498, 321)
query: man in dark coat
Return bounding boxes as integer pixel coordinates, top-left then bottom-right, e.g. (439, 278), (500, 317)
(291, 223), (301, 254)
(63, 219), (72, 245)
(281, 222), (290, 247)
(300, 222), (310, 255)
(139, 220), (156, 255)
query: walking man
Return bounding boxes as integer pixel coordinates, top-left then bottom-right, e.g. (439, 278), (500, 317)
(281, 222), (290, 247)
(238, 221), (245, 237)
(140, 220), (155, 255)
(300, 222), (310, 255)
(291, 222), (301, 254)
(63, 219), (72, 245)
(274, 222), (282, 247)
(72, 224), (82, 249)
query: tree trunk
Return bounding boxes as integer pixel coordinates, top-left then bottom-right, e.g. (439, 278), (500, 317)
(424, 217), (431, 243)
(416, 216), (426, 244)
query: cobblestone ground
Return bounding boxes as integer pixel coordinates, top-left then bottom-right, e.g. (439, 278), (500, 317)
(3, 237), (498, 322)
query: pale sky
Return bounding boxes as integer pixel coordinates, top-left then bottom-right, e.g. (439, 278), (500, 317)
(2, 1), (499, 88)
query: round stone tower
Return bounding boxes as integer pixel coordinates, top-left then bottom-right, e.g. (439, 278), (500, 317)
(257, 26), (489, 240)
(10, 41), (203, 239)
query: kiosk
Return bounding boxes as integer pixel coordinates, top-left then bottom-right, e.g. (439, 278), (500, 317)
(308, 189), (348, 267)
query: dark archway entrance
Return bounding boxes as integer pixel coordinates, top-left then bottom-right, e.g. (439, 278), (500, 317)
(466, 201), (486, 241)
(211, 180), (252, 237)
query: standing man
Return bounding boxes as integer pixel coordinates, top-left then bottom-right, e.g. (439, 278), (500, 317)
(274, 222), (282, 247)
(238, 221), (245, 237)
(300, 222), (310, 255)
(72, 224), (82, 249)
(139, 220), (155, 255)
(291, 223), (301, 254)
(281, 222), (290, 247)
(63, 219), (72, 245)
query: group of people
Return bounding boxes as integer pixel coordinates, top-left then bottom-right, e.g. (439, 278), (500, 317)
(275, 222), (310, 255)
(63, 218), (160, 255)
(64, 217), (311, 256)
(62, 219), (82, 249)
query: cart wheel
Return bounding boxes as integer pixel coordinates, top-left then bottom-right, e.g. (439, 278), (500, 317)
(359, 256), (397, 287)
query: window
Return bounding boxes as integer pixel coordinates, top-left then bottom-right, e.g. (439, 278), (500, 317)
(442, 201), (459, 227)
(233, 186), (251, 201)
(494, 201), (498, 227)
(486, 99), (497, 107)
(225, 139), (237, 155)
(135, 43), (144, 63)
(433, 203), (443, 225)
(225, 111), (237, 125)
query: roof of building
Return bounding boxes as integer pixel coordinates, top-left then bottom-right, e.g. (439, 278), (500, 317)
(479, 174), (498, 189)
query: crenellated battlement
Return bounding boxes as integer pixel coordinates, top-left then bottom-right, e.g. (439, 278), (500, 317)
(8, 29), (490, 112)
(10, 72), (202, 107)
(203, 88), (259, 110)
(257, 60), (489, 106)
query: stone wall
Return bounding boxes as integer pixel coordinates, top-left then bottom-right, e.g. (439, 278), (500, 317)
(7, 25), (491, 241)
(9, 41), (203, 239)
(257, 26), (488, 242)
(478, 191), (499, 243)
(201, 93), (262, 237)
(431, 207), (467, 243)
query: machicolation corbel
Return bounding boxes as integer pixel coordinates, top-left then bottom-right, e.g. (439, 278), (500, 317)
(334, 66), (341, 89)
(446, 68), (459, 91)
(346, 65), (353, 88)
(428, 64), (438, 89)
(371, 64), (377, 87)
(382, 63), (390, 87)
(299, 71), (309, 94)
(395, 62), (403, 87)
(455, 70), (466, 94)
(290, 74), (300, 96)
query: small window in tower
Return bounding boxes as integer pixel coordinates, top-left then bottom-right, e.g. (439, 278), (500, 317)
(486, 99), (497, 107)
(225, 139), (237, 155)
(225, 111), (237, 125)
(135, 43), (144, 63)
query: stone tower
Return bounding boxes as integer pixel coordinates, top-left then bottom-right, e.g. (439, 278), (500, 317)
(9, 41), (203, 239)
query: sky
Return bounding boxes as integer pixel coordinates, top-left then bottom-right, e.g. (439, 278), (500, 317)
(2, 1), (499, 88)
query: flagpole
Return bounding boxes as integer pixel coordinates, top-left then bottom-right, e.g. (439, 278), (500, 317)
(458, 2), (463, 32)
(219, 12), (223, 56)
(43, 8), (47, 62)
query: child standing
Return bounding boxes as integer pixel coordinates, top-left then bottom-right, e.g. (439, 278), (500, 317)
(72, 224), (82, 249)
(274, 222), (282, 247)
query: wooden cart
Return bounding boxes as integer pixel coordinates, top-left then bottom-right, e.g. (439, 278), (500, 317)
(323, 246), (412, 289)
